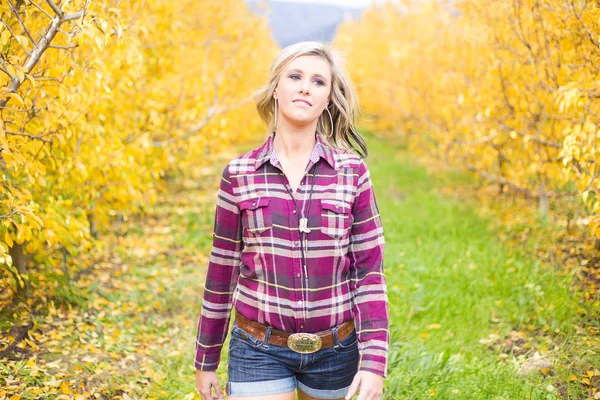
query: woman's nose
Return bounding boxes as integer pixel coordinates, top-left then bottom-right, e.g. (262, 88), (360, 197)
(300, 79), (310, 94)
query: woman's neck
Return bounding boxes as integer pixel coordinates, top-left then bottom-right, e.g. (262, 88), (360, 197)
(273, 122), (317, 160)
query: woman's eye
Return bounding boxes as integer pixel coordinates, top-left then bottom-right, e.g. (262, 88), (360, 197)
(289, 75), (325, 86)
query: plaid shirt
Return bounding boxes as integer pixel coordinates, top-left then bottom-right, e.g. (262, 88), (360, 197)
(194, 131), (389, 377)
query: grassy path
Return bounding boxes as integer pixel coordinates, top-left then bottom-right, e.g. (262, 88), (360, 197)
(8, 131), (585, 399)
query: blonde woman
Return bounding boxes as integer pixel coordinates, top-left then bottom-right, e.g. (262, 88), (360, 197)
(194, 41), (389, 400)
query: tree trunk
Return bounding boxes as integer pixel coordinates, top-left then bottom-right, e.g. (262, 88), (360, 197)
(8, 242), (28, 295)
(88, 212), (98, 239)
(498, 152), (505, 195)
(538, 179), (549, 218)
(62, 246), (70, 281)
(9, 242), (26, 275)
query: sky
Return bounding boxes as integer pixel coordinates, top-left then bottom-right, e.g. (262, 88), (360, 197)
(273, 0), (393, 8)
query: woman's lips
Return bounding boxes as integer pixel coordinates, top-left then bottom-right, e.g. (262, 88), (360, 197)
(293, 100), (312, 107)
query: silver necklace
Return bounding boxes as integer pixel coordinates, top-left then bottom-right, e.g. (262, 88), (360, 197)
(299, 163), (317, 233)
(278, 163), (318, 234)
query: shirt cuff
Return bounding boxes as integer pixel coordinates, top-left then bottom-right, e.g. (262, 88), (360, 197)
(194, 350), (221, 371)
(358, 354), (388, 378)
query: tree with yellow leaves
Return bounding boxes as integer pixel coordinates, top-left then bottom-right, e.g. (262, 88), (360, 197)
(1, 0), (277, 300)
(336, 0), (600, 244)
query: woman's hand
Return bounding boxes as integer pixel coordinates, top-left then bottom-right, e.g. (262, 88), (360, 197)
(195, 370), (225, 400)
(345, 370), (384, 400)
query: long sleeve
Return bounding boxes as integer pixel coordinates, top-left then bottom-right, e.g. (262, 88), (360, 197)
(348, 158), (389, 378)
(194, 163), (242, 371)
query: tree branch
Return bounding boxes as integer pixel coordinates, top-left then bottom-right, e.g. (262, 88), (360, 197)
(45, 0), (63, 17)
(5, 130), (53, 143)
(48, 44), (78, 50)
(497, 119), (562, 148)
(7, 0), (37, 47)
(0, 320), (33, 359)
(0, 209), (18, 220)
(29, 1), (54, 19)
(0, 15), (31, 56)
(0, 3), (87, 109)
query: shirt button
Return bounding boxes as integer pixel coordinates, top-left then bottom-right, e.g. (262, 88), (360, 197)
(296, 273), (301, 277)
(292, 210), (297, 214)
(298, 300), (302, 305)
(300, 324), (304, 329)
(294, 241), (299, 247)
(252, 202), (256, 206)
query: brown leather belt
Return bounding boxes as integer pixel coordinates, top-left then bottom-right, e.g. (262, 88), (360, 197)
(234, 311), (355, 354)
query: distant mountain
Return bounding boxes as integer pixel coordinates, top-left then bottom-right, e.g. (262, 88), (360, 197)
(245, 1), (365, 48)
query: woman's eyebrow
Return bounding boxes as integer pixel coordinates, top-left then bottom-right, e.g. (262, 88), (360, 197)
(286, 69), (329, 83)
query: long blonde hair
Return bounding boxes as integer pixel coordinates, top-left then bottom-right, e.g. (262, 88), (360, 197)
(254, 41), (368, 158)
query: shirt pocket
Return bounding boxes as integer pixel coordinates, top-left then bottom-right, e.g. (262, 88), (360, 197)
(320, 199), (352, 239)
(239, 196), (273, 236)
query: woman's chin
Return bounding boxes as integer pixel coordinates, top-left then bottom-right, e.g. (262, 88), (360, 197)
(281, 111), (318, 126)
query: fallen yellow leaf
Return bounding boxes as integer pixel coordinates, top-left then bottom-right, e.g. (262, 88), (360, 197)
(43, 376), (61, 387)
(582, 377), (590, 385)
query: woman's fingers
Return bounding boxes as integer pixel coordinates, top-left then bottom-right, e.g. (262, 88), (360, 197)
(345, 372), (361, 399)
(211, 376), (225, 399)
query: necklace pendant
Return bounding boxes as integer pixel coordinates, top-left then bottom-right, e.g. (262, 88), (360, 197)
(299, 217), (311, 233)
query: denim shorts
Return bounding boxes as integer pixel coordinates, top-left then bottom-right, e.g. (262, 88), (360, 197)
(226, 320), (359, 398)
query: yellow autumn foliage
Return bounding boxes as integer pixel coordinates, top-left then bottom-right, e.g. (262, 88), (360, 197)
(336, 0), (600, 239)
(0, 0), (277, 291)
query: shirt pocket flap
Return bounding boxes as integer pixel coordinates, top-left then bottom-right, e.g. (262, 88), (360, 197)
(320, 199), (350, 214)
(239, 196), (271, 211)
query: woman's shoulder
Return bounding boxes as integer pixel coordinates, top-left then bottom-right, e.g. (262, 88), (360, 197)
(327, 144), (365, 172)
(222, 146), (265, 177)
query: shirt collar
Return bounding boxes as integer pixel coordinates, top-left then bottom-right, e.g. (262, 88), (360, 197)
(253, 131), (337, 172)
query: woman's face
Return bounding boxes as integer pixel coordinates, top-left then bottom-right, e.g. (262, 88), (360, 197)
(274, 55), (332, 129)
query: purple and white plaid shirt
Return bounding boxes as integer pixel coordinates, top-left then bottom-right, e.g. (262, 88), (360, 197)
(194, 131), (389, 377)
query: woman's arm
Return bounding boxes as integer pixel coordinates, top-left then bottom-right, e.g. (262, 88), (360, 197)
(348, 158), (389, 379)
(194, 163), (242, 371)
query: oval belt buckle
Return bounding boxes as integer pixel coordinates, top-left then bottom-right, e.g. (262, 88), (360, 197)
(287, 333), (322, 354)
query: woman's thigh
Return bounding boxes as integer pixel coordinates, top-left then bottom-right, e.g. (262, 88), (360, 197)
(297, 387), (345, 400)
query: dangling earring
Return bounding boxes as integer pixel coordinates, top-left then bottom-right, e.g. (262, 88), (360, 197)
(318, 113), (326, 134)
(325, 106), (334, 137)
(273, 98), (278, 131)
